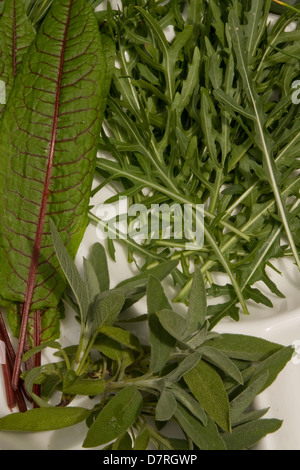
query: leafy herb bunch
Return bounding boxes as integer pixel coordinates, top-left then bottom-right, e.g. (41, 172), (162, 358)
(92, 0), (300, 327)
(0, 0), (297, 452)
(0, 223), (293, 450)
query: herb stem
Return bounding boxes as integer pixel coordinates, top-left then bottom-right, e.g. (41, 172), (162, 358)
(95, 159), (251, 241)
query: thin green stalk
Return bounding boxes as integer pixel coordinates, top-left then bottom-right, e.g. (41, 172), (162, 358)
(96, 159), (251, 241)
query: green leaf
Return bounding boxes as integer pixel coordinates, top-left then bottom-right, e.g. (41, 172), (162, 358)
(166, 351), (202, 383)
(156, 390), (177, 421)
(228, 8), (300, 271)
(133, 426), (150, 450)
(270, 0), (300, 15)
(230, 373), (269, 425)
(170, 384), (207, 425)
(0, 0), (106, 314)
(204, 334), (283, 362)
(92, 291), (125, 331)
(200, 88), (221, 169)
(174, 402), (226, 451)
(147, 275), (176, 374)
(83, 385), (143, 448)
(22, 340), (62, 363)
(185, 267), (207, 336)
(0, 0), (35, 116)
(83, 257), (101, 304)
(88, 242), (110, 293)
(221, 419), (283, 450)
(248, 345), (294, 392)
(93, 335), (135, 368)
(0, 407), (90, 432)
(184, 360), (231, 432)
(199, 346), (244, 385)
(99, 325), (142, 352)
(117, 260), (178, 290)
(50, 220), (89, 323)
(111, 432), (132, 451)
(99, 33), (116, 125)
(172, 46), (200, 113)
(63, 374), (106, 397)
(156, 308), (187, 341)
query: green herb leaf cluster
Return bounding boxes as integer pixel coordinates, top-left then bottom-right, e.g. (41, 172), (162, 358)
(90, 0), (300, 325)
(0, 225), (292, 451)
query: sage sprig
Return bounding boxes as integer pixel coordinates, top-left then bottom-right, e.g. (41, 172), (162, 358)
(0, 225), (293, 450)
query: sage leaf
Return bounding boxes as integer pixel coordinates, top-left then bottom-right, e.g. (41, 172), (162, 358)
(92, 291), (125, 331)
(0, 407), (90, 432)
(83, 385), (142, 448)
(22, 340), (62, 363)
(156, 308), (187, 341)
(93, 335), (135, 369)
(156, 390), (177, 422)
(230, 373), (269, 425)
(88, 242), (110, 293)
(167, 351), (202, 383)
(204, 334), (283, 362)
(221, 419), (283, 450)
(50, 220), (89, 323)
(99, 325), (142, 353)
(184, 267), (207, 337)
(200, 345), (244, 385)
(147, 275), (176, 374)
(170, 384), (207, 425)
(248, 345), (294, 392)
(63, 376), (106, 397)
(184, 360), (231, 432)
(83, 257), (101, 305)
(174, 402), (226, 451)
(133, 426), (150, 450)
(111, 432), (132, 451)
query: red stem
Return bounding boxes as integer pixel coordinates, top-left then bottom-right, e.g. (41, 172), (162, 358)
(0, 333), (16, 411)
(19, 304), (34, 372)
(0, 311), (30, 408)
(33, 310), (41, 407)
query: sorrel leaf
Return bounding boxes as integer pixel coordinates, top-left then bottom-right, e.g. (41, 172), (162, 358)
(0, 0), (35, 116)
(0, 0), (107, 387)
